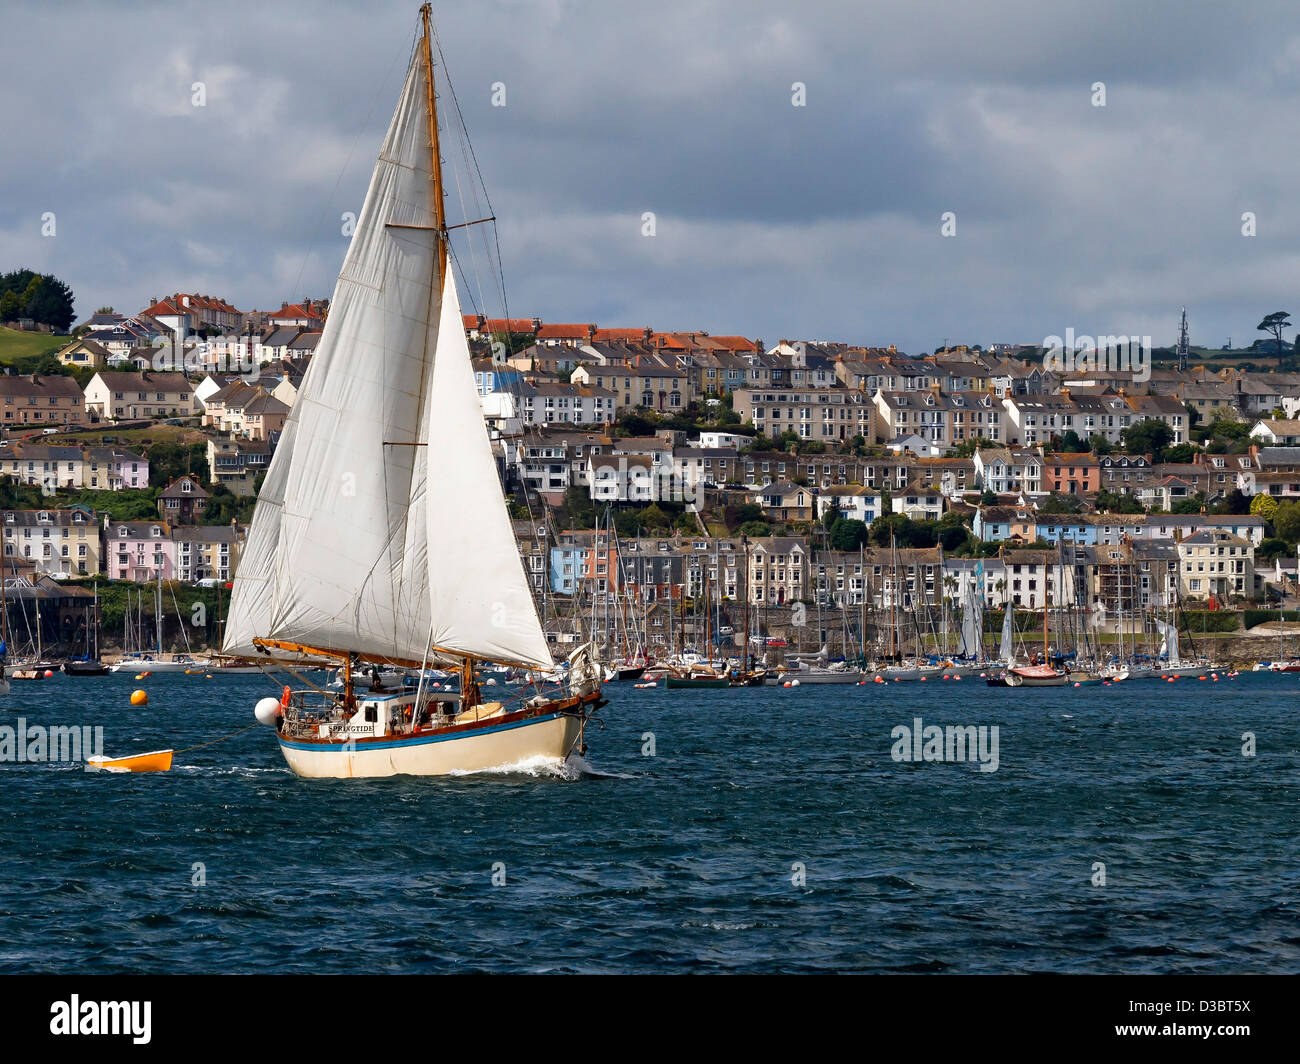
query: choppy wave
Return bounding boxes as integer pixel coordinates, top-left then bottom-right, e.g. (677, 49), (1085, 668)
(0, 669), (1296, 973)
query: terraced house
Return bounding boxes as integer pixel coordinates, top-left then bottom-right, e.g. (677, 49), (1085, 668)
(731, 387), (877, 443)
(2, 507), (102, 577)
(84, 370), (196, 421)
(172, 523), (243, 582)
(0, 443), (147, 491)
(1177, 530), (1254, 603)
(106, 519), (175, 581)
(0, 373), (88, 428)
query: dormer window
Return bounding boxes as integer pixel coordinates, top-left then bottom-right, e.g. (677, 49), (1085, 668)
(151, 526), (161, 538)
(118, 527), (127, 537)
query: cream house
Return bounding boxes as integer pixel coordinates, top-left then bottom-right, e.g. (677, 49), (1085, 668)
(2, 506), (102, 576)
(84, 371), (197, 421)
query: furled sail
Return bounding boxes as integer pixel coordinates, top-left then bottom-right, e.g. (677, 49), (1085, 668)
(959, 583), (981, 657)
(1000, 604), (1015, 664)
(1153, 618), (1179, 665)
(224, 46), (438, 662)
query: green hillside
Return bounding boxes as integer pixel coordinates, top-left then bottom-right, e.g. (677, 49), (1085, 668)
(0, 326), (66, 365)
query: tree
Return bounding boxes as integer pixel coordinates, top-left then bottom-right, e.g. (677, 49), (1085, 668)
(726, 502), (764, 530)
(1251, 493), (1279, 522)
(617, 412), (658, 437)
(1257, 537), (1291, 564)
(1063, 430), (1088, 452)
(0, 268), (76, 331)
(1038, 492), (1082, 515)
(738, 520), (771, 537)
(1212, 488), (1251, 516)
(950, 436), (995, 459)
(828, 518), (868, 552)
(1088, 433), (1113, 456)
(1163, 443), (1199, 463)
(1094, 489), (1145, 514)
(1257, 311), (1292, 361)
(1170, 492), (1206, 515)
(979, 488), (998, 506)
(1120, 419), (1174, 461)
(1274, 500), (1300, 543)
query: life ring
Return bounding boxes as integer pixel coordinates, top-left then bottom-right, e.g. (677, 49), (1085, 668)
(280, 685), (292, 710)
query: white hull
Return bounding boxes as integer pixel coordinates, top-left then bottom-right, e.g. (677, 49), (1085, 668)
(278, 711), (583, 779)
(109, 657), (211, 673)
(1160, 665), (1213, 680)
(874, 666), (921, 682)
(764, 668), (866, 685)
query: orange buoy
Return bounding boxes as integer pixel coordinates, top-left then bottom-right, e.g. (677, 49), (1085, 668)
(130, 689), (148, 706)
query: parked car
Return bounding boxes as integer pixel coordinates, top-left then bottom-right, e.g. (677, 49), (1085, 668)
(41, 426), (60, 435)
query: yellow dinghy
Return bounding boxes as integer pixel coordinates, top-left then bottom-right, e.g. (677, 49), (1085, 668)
(87, 749), (174, 773)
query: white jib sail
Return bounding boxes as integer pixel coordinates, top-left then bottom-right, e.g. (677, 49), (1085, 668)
(423, 269), (553, 669)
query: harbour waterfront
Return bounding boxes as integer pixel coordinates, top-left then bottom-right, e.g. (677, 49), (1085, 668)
(0, 671), (1296, 974)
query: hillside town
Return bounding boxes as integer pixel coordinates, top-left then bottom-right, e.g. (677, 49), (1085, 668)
(5, 291), (1300, 655)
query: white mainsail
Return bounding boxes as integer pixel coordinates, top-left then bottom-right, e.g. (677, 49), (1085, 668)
(224, 38), (549, 669)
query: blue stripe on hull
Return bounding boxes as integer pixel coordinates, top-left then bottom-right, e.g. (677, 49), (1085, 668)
(277, 711), (565, 753)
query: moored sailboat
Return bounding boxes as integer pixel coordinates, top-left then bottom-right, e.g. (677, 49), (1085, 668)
(226, 5), (604, 777)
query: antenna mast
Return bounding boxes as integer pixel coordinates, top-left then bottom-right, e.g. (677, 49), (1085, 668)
(1177, 306), (1190, 372)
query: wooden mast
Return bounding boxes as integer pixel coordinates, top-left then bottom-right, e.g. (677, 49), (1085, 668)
(420, 3), (447, 288)
(421, 3), (480, 709)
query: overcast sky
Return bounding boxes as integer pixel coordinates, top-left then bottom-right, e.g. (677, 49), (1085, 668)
(3, 0), (1299, 354)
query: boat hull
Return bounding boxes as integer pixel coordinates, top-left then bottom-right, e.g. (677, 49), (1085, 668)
(63, 661), (110, 676)
(277, 709), (585, 779)
(109, 658), (210, 673)
(664, 676), (729, 689)
(88, 749), (174, 773)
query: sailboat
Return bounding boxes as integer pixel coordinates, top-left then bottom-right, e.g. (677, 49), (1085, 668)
(109, 573), (211, 672)
(63, 586), (109, 675)
(226, 4), (604, 778)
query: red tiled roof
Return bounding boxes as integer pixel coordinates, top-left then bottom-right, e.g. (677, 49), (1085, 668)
(536, 323), (594, 338)
(270, 303), (322, 321)
(480, 318), (536, 333)
(592, 328), (646, 341)
(709, 335), (756, 352)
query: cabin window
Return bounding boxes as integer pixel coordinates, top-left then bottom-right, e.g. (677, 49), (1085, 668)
(364, 706), (377, 723)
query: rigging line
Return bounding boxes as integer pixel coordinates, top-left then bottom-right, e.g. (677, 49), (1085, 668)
(432, 27), (513, 356)
(288, 25), (414, 305)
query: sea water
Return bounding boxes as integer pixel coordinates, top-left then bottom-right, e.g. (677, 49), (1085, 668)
(0, 670), (1295, 973)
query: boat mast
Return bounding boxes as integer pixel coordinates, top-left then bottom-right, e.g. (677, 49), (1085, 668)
(420, 3), (447, 288)
(0, 532), (7, 662)
(423, 3), (480, 707)
(741, 534), (750, 674)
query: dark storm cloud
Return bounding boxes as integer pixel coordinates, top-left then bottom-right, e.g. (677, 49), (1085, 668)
(3, 0), (1300, 352)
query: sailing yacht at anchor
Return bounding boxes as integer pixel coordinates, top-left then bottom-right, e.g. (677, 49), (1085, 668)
(227, 4), (604, 777)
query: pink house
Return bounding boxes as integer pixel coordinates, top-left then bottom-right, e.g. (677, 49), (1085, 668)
(106, 519), (177, 581)
(88, 448), (149, 490)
